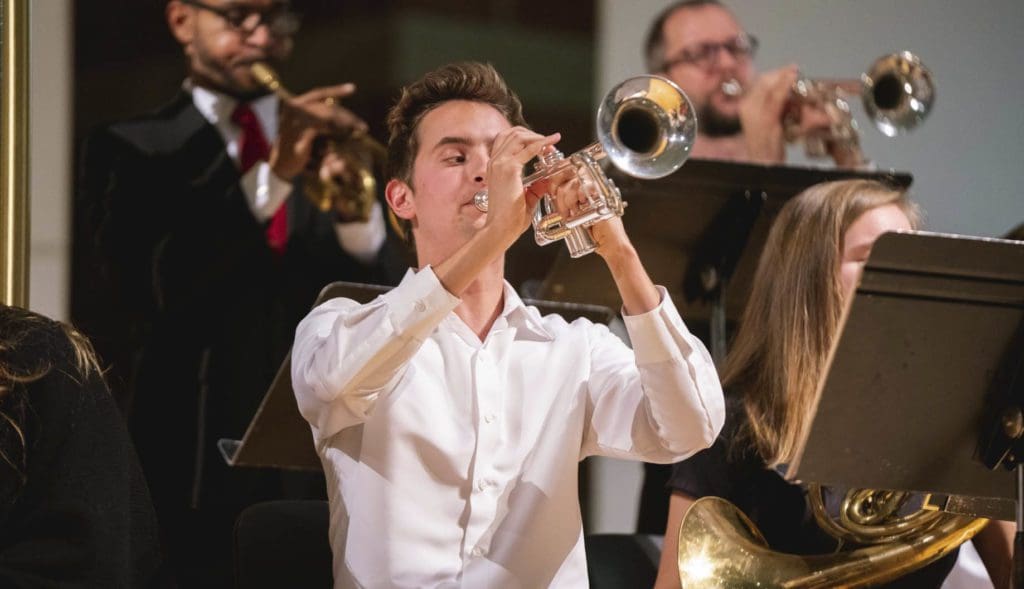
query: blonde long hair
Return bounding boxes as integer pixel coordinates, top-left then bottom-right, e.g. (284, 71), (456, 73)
(0, 305), (101, 487)
(724, 179), (920, 467)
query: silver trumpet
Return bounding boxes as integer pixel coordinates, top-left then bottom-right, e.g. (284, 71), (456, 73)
(722, 51), (935, 158)
(473, 75), (697, 258)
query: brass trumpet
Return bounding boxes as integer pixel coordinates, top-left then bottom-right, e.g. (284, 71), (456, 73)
(722, 51), (935, 158)
(472, 75), (697, 258)
(250, 62), (385, 222)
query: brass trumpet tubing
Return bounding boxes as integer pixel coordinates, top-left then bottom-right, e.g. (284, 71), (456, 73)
(720, 51), (934, 155)
(532, 149), (623, 257)
(472, 142), (605, 213)
(472, 76), (695, 257)
(249, 62), (384, 224)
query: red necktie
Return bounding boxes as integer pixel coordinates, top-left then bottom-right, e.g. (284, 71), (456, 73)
(231, 102), (288, 255)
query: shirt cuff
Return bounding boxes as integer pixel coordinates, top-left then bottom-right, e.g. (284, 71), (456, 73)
(334, 201), (387, 264)
(620, 286), (696, 365)
(240, 162), (293, 222)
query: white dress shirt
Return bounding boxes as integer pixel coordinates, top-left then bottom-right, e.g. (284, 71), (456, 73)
(291, 267), (725, 588)
(189, 84), (385, 263)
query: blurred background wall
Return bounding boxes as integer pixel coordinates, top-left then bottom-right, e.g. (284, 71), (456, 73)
(22, 0), (1024, 537)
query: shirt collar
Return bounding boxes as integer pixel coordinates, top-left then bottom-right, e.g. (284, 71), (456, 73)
(404, 267), (555, 342)
(188, 81), (278, 132)
(498, 281), (554, 341)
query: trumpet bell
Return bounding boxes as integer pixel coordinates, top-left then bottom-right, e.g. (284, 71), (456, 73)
(598, 76), (696, 180)
(861, 51), (935, 138)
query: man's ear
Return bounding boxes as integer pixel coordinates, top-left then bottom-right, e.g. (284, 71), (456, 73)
(385, 179), (416, 221)
(166, 1), (196, 47)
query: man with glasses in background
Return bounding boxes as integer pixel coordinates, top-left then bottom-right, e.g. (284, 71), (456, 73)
(644, 0), (863, 167)
(635, 0), (866, 537)
(74, 1), (389, 584)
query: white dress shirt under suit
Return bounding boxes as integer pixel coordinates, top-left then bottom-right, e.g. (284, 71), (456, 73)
(292, 267), (725, 588)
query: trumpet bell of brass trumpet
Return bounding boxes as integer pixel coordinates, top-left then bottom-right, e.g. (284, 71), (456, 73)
(861, 51), (934, 138)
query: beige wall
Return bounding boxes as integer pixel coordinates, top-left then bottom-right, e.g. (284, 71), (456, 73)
(28, 0), (72, 319)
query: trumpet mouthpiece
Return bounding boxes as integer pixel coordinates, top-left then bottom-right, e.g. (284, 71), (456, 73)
(250, 62), (291, 98)
(721, 79), (743, 97)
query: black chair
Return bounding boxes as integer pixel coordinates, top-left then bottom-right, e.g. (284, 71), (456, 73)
(233, 500), (333, 588)
(585, 533), (662, 589)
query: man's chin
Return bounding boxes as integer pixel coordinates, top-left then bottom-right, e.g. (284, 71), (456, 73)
(698, 104), (742, 138)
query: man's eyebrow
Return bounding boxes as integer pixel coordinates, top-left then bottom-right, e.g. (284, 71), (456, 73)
(433, 136), (472, 149)
(432, 136), (497, 151)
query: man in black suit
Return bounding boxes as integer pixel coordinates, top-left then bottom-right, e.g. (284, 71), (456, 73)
(72, 1), (392, 585)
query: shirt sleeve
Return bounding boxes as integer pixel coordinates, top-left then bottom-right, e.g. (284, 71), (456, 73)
(580, 286), (725, 463)
(291, 267), (461, 440)
(332, 201), (387, 264)
(241, 164), (385, 264)
(238, 161), (292, 222)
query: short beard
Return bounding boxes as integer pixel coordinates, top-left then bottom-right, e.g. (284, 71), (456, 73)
(698, 103), (742, 138)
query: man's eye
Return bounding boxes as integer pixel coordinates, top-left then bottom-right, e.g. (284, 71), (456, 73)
(225, 11), (247, 26)
(444, 155), (466, 164)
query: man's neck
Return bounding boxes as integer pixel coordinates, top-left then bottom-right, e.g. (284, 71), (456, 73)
(188, 75), (270, 103)
(417, 244), (507, 341)
(691, 133), (750, 162)
(454, 268), (506, 342)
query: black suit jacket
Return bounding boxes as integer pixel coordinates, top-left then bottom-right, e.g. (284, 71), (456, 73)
(73, 90), (383, 546)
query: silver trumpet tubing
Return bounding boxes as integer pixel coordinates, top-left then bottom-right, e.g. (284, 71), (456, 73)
(473, 75), (697, 258)
(722, 51), (934, 157)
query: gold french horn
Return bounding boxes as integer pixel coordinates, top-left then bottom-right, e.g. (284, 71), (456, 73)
(250, 62), (385, 222)
(676, 489), (987, 588)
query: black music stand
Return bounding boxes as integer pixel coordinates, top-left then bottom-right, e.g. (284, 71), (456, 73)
(790, 230), (1024, 516)
(535, 158), (912, 361)
(218, 281), (619, 471)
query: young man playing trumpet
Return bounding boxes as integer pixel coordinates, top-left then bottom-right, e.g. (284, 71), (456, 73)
(291, 62), (725, 587)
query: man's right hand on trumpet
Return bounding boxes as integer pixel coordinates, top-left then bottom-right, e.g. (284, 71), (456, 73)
(738, 65), (866, 168)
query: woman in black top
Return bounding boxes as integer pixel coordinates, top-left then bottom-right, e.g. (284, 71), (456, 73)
(0, 304), (169, 587)
(653, 180), (1013, 588)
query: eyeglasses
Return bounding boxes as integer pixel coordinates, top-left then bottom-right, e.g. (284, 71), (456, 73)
(662, 34), (759, 71)
(179, 0), (301, 37)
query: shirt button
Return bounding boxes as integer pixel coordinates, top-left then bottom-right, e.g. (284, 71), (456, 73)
(476, 479), (488, 492)
(414, 300), (426, 312)
(471, 546), (486, 557)
(484, 413), (496, 424)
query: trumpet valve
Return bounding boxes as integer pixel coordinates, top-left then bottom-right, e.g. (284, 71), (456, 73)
(721, 78), (743, 97)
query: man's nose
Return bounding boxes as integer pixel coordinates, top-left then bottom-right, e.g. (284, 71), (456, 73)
(713, 46), (740, 71)
(471, 155), (487, 185)
(245, 23), (275, 50)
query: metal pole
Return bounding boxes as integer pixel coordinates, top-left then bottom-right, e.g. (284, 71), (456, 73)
(0, 0), (30, 307)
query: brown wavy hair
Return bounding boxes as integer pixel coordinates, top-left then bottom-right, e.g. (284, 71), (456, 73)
(0, 305), (101, 487)
(384, 62), (527, 242)
(724, 179), (920, 466)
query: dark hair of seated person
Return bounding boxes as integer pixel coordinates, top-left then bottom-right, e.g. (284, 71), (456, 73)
(0, 304), (171, 587)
